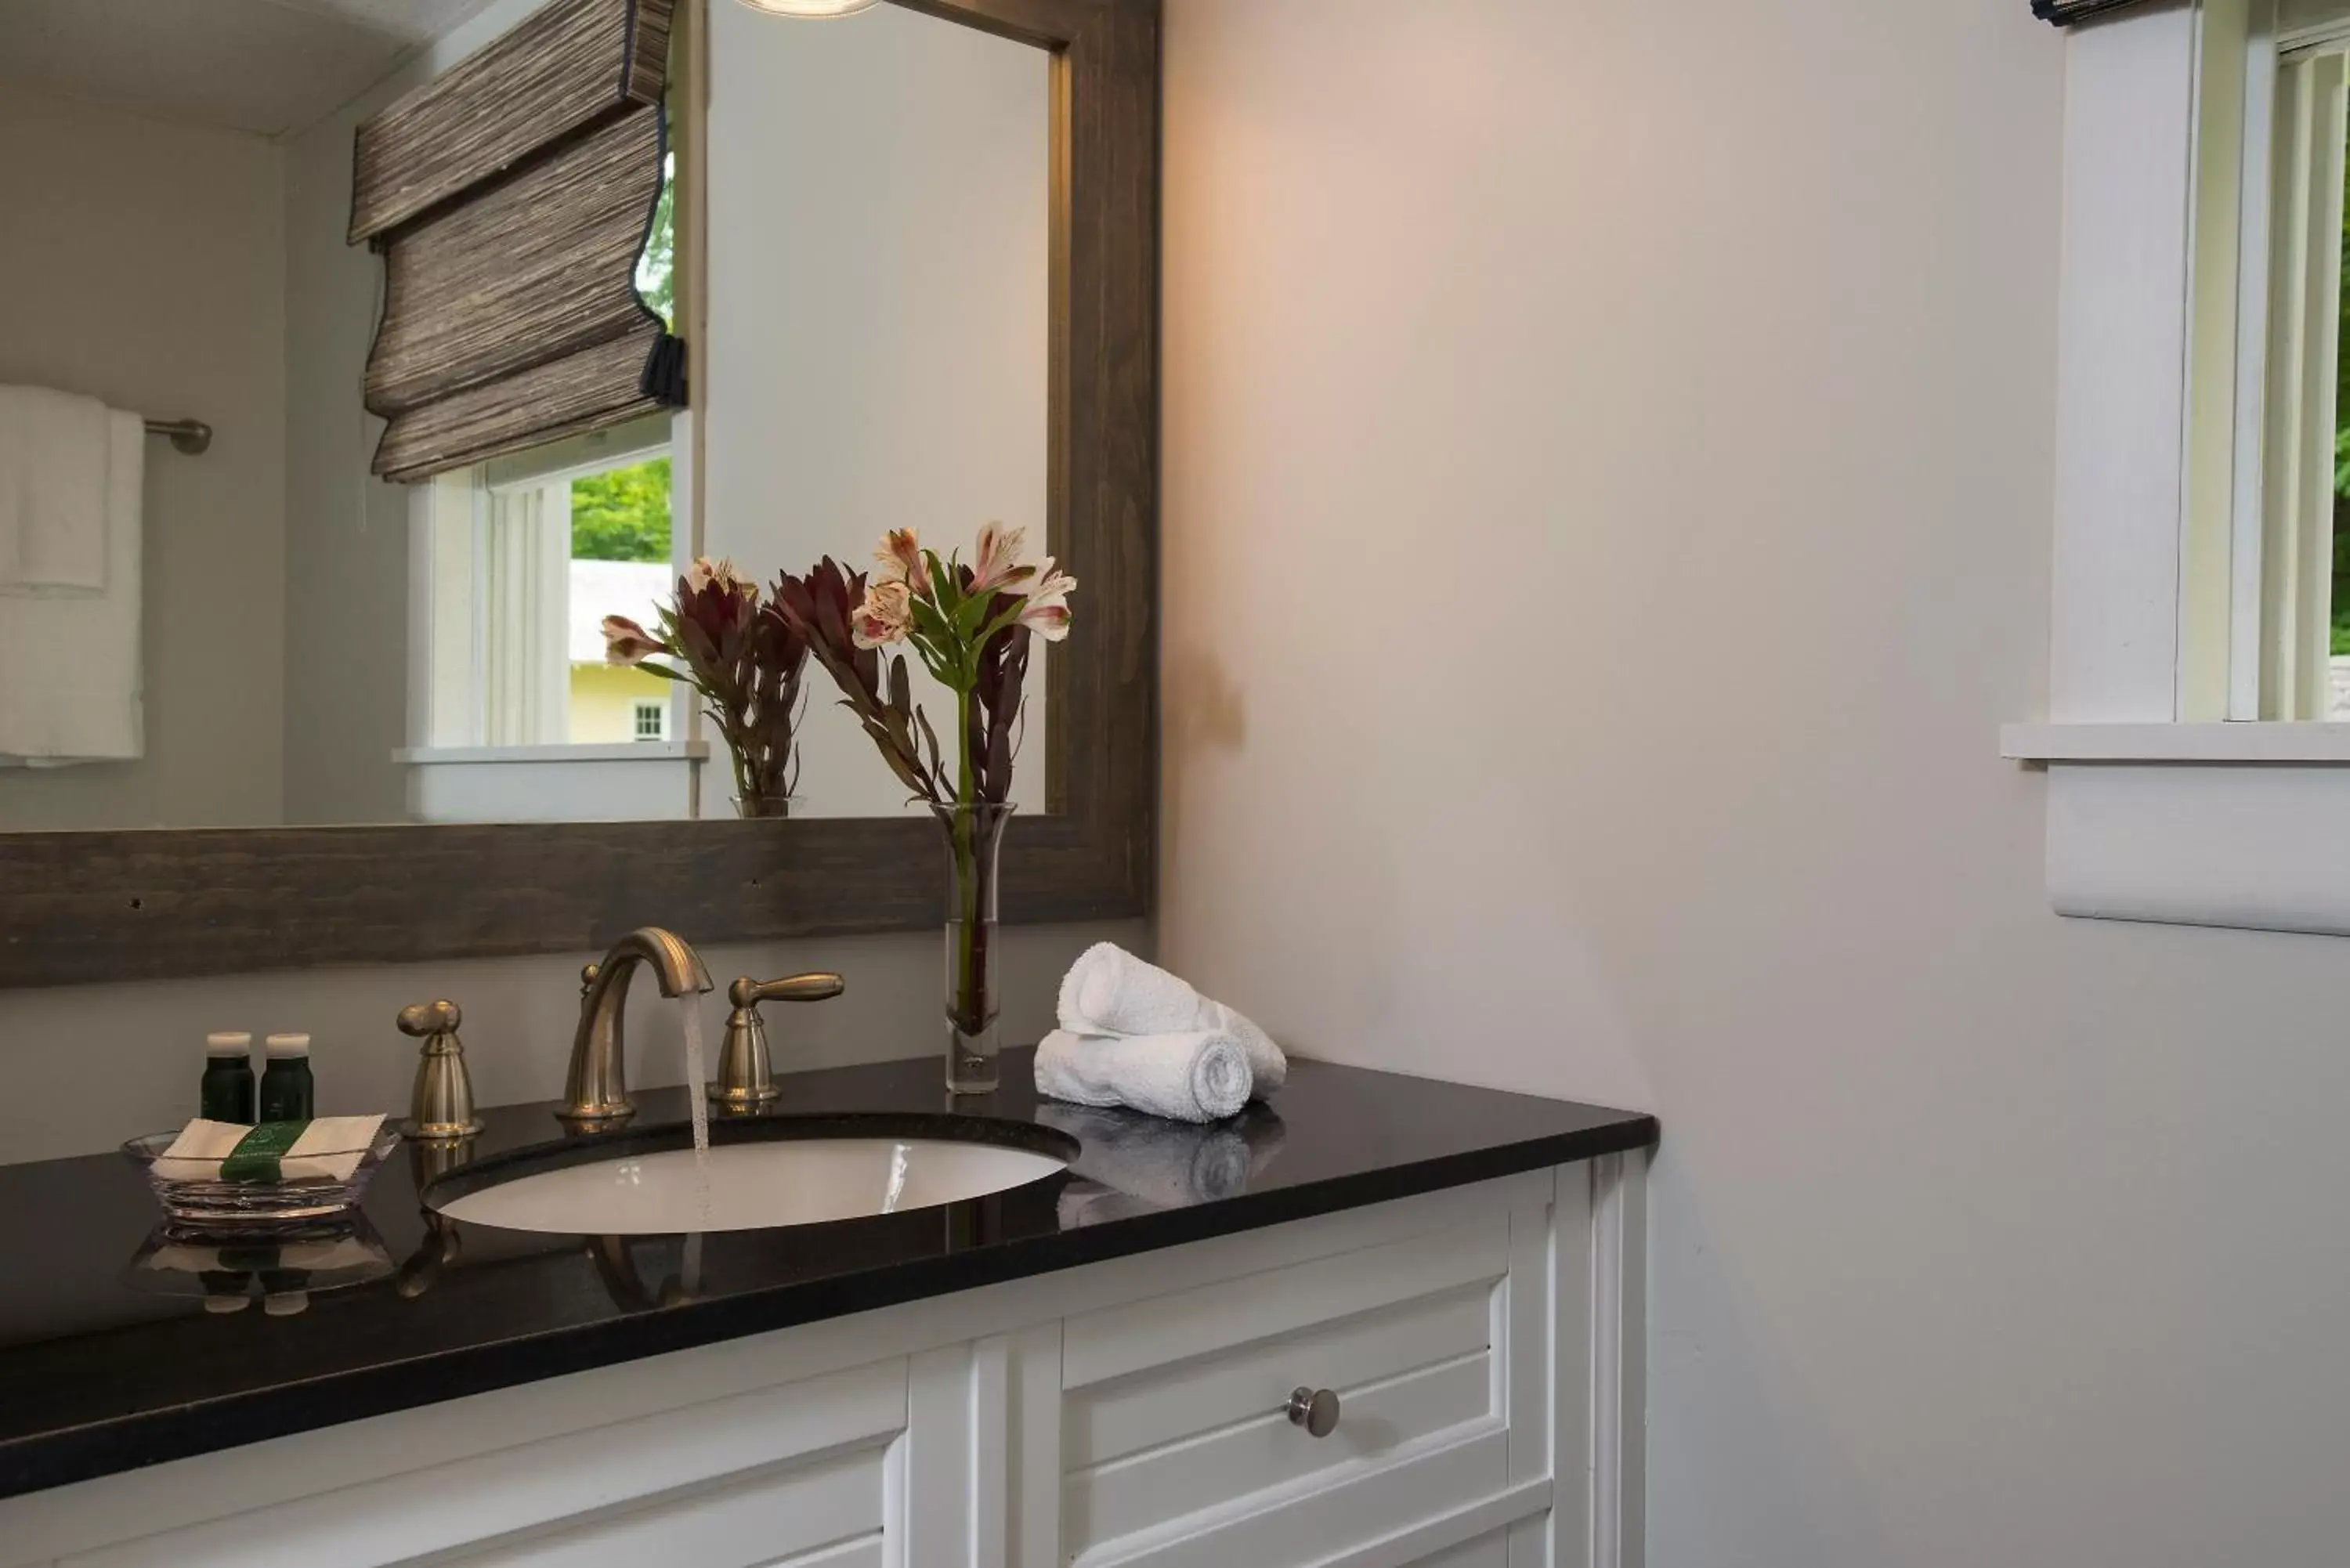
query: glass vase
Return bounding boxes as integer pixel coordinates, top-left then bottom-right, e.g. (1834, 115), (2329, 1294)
(731, 792), (795, 820)
(931, 802), (1014, 1094)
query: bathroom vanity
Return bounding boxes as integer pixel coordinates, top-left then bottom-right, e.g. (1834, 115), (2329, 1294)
(0, 1051), (1655, 1568)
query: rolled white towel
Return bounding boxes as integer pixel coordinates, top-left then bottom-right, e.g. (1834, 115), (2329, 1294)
(1034, 1028), (1251, 1123)
(1056, 943), (1288, 1091)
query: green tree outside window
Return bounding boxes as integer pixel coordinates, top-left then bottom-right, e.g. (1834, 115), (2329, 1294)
(572, 457), (672, 562)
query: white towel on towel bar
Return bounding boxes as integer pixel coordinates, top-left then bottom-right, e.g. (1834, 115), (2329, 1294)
(0, 410), (143, 764)
(0, 385), (110, 594)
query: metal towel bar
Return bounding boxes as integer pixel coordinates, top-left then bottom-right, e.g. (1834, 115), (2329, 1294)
(142, 417), (211, 455)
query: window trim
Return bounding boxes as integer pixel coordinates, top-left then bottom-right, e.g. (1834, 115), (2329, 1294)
(410, 432), (684, 761)
(2022, 0), (2350, 934)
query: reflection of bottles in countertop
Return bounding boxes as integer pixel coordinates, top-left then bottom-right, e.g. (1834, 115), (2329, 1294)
(261, 1269), (311, 1316)
(258, 1034), (314, 1122)
(199, 1032), (255, 1124)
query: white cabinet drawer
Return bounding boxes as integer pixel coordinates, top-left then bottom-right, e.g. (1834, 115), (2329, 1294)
(441, 1440), (888, 1568)
(1059, 1212), (1519, 1567)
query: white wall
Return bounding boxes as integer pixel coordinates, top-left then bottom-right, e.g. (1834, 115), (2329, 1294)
(279, 74), (412, 826)
(703, 0), (1050, 817)
(275, 1), (561, 825)
(0, 90), (287, 829)
(1159, 2), (2350, 1563)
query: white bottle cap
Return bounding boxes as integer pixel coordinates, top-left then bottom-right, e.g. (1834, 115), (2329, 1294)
(205, 1031), (252, 1057)
(263, 1032), (311, 1058)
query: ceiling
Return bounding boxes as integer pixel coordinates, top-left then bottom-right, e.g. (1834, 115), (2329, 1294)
(0, 0), (501, 139)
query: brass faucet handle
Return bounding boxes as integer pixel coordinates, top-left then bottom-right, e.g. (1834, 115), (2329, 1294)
(728, 972), (846, 1008)
(398, 998), (483, 1141)
(397, 999), (461, 1036)
(710, 974), (841, 1112)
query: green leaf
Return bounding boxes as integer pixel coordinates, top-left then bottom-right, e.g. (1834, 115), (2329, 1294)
(909, 595), (955, 645)
(951, 587), (996, 641)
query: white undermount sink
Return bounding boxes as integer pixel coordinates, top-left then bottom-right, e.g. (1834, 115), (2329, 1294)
(431, 1121), (1072, 1236)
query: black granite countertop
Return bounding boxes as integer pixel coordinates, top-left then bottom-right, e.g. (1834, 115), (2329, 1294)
(0, 1048), (1655, 1500)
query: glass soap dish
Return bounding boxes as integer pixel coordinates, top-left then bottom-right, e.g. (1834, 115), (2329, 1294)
(121, 1126), (402, 1230)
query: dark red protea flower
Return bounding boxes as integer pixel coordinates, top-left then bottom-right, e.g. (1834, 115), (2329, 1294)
(775, 559), (946, 805)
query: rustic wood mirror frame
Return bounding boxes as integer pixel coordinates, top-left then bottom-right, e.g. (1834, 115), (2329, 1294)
(0, 0), (1157, 989)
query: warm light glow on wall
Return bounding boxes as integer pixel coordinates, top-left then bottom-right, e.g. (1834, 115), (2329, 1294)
(735, 0), (879, 16)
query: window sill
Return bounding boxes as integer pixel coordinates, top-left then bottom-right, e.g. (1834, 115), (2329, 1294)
(394, 742), (705, 824)
(2001, 722), (2350, 763)
(393, 742), (709, 765)
(2005, 725), (2350, 937)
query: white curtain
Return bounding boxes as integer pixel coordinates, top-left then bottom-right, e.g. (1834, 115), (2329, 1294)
(482, 483), (570, 745)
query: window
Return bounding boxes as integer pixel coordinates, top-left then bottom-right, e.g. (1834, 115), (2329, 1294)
(2001, 0), (2350, 936)
(633, 699), (668, 742)
(410, 414), (678, 751)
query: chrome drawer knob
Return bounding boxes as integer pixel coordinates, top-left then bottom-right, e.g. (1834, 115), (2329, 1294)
(1286, 1386), (1340, 1438)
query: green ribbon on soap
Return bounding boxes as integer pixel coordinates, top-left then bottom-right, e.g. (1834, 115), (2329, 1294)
(219, 1121), (309, 1183)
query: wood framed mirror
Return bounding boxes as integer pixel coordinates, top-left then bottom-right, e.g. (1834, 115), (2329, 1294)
(0, 0), (1155, 987)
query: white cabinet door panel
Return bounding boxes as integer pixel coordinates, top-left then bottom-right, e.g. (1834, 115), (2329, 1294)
(770, 1541), (886, 1568)
(1410, 1529), (1509, 1568)
(62, 1359), (911, 1568)
(443, 1439), (888, 1568)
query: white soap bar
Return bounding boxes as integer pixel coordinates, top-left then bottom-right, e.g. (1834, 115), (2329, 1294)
(154, 1115), (386, 1183)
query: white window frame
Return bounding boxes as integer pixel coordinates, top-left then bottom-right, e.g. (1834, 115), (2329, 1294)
(2002, 0), (2350, 934)
(632, 698), (668, 742)
(407, 415), (686, 752)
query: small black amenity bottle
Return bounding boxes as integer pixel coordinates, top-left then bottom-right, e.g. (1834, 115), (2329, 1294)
(258, 1033), (315, 1122)
(199, 1032), (255, 1123)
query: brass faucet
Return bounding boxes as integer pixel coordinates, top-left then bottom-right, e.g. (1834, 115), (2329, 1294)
(558, 927), (713, 1133)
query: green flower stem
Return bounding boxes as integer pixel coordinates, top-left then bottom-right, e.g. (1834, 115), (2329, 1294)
(949, 685), (987, 1037)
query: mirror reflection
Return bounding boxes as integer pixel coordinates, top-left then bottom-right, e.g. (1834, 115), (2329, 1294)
(0, 0), (1050, 830)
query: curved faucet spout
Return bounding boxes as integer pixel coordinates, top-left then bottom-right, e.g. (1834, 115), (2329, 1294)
(559, 927), (713, 1132)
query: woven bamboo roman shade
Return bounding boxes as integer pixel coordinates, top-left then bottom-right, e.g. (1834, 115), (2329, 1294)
(2033, 0), (2150, 23)
(349, 0), (682, 483)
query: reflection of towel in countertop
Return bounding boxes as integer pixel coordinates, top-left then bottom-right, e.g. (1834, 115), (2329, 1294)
(0, 385), (110, 594)
(0, 407), (143, 764)
(1041, 1100), (1287, 1228)
(1056, 943), (1286, 1091)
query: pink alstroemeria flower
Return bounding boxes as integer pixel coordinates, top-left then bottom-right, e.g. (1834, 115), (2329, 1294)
(686, 556), (756, 598)
(872, 529), (925, 594)
(851, 580), (915, 649)
(601, 614), (667, 666)
(967, 522), (1037, 596)
(1017, 565), (1076, 641)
